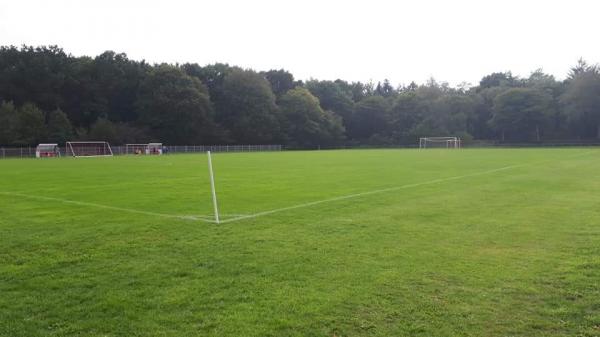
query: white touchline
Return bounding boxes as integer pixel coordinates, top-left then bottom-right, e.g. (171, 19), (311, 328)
(1, 149), (595, 224)
(218, 164), (524, 224)
(0, 191), (217, 223)
(220, 149), (598, 224)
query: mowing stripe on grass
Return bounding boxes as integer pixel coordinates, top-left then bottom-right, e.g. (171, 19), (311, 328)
(0, 191), (217, 223)
(1, 150), (595, 224)
(221, 150), (598, 224)
(220, 164), (523, 224)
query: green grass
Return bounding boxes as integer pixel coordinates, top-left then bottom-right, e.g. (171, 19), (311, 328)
(1, 148), (600, 337)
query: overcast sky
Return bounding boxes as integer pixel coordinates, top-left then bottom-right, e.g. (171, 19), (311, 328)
(1, 0), (598, 86)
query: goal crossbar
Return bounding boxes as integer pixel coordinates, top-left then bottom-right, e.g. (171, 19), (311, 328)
(66, 141), (114, 157)
(419, 137), (462, 149)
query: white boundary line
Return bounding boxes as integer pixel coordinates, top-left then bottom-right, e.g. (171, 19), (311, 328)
(219, 165), (522, 224)
(1, 150), (596, 224)
(0, 191), (250, 222)
(221, 149), (598, 224)
(0, 191), (216, 223)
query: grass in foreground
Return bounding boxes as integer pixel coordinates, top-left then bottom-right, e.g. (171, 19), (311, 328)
(1, 148), (599, 336)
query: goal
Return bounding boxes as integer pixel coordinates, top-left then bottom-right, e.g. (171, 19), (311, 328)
(66, 141), (113, 157)
(419, 137), (461, 149)
(126, 143), (163, 155)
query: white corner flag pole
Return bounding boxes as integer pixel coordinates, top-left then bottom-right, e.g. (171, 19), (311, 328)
(207, 151), (220, 224)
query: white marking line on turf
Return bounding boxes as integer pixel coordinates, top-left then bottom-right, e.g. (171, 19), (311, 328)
(220, 149), (599, 224)
(219, 165), (523, 224)
(2, 149), (595, 224)
(0, 191), (217, 223)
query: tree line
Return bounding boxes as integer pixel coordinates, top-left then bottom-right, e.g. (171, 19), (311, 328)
(1, 45), (599, 147)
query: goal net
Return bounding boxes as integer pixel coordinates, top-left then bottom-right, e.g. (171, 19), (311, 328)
(419, 137), (461, 149)
(66, 141), (113, 157)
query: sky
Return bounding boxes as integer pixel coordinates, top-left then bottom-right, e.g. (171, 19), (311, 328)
(0, 0), (598, 86)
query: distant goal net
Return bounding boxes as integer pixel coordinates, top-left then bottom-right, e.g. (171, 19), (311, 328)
(66, 141), (113, 157)
(419, 137), (461, 149)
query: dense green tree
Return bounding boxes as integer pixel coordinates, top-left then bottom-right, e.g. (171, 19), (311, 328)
(432, 94), (477, 135)
(46, 108), (73, 143)
(184, 63), (234, 112)
(262, 69), (298, 97)
(490, 88), (553, 141)
(561, 67), (600, 139)
(114, 123), (149, 144)
(88, 119), (147, 144)
(15, 102), (46, 145)
(219, 68), (281, 143)
(0, 101), (18, 145)
(0, 46), (69, 110)
(479, 72), (521, 89)
(525, 69), (565, 138)
(470, 86), (506, 139)
(88, 118), (118, 143)
(91, 51), (146, 122)
(305, 80), (355, 126)
(567, 58), (598, 79)
(375, 79), (395, 97)
(0, 45), (600, 147)
(388, 92), (422, 142)
(60, 55), (106, 127)
(135, 65), (217, 144)
(279, 87), (345, 146)
(334, 80), (374, 102)
(350, 96), (390, 140)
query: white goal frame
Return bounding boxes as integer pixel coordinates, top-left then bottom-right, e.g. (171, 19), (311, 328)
(66, 141), (114, 157)
(419, 137), (461, 149)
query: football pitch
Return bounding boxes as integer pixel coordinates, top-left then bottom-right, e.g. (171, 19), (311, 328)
(1, 148), (599, 336)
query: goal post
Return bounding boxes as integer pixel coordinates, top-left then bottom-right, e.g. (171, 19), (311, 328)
(66, 141), (114, 157)
(419, 137), (461, 149)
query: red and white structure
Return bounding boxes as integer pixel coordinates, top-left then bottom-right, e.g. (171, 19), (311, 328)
(66, 141), (113, 157)
(419, 137), (461, 149)
(36, 143), (61, 158)
(147, 143), (163, 155)
(125, 144), (147, 155)
(126, 143), (163, 155)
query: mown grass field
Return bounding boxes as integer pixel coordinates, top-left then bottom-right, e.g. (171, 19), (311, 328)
(1, 148), (599, 337)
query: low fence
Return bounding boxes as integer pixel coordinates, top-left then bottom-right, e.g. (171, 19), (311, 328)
(0, 147), (37, 158)
(0, 144), (282, 159)
(145, 144), (282, 155)
(3, 142), (600, 159)
(467, 140), (600, 148)
(285, 141), (600, 151)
